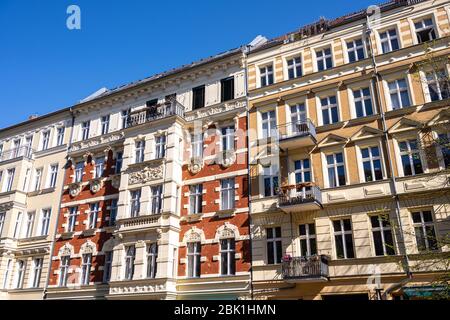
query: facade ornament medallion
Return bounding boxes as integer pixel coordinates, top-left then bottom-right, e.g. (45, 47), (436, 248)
(188, 157), (204, 174)
(68, 182), (82, 197)
(90, 178), (103, 194)
(219, 150), (236, 168)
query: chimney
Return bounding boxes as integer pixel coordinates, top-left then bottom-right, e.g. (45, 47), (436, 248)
(28, 114), (39, 120)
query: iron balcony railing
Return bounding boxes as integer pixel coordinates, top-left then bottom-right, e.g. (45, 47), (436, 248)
(0, 146), (33, 163)
(277, 119), (316, 141)
(282, 255), (329, 280)
(278, 184), (322, 207)
(126, 101), (185, 128)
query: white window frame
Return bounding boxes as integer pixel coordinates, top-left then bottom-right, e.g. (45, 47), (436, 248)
(48, 164), (58, 188)
(259, 64), (274, 87)
(39, 209), (51, 236)
(191, 133), (203, 158)
(266, 227), (282, 265)
(332, 219), (355, 259)
(320, 95), (340, 125)
(352, 87), (374, 118)
(124, 246), (136, 280)
(14, 260), (26, 289)
(0, 212), (5, 237)
(221, 126), (235, 152)
(378, 27), (400, 54)
(146, 243), (158, 279)
(386, 78), (412, 110)
(94, 157), (105, 179)
(58, 256), (70, 287)
(396, 138), (425, 177)
(29, 258), (43, 288)
(155, 135), (166, 159)
(80, 253), (92, 286)
(345, 37), (366, 63)
(130, 189), (141, 217)
(359, 145), (384, 182)
(150, 185), (163, 215)
(187, 242), (201, 278)
(33, 168), (43, 191)
(67, 207), (77, 232)
(88, 203), (99, 230)
(262, 164), (279, 197)
(135, 140), (145, 163)
(41, 130), (51, 151)
(220, 178), (235, 211)
(13, 211), (23, 239)
(325, 152), (346, 188)
(101, 115), (110, 135)
(24, 211), (35, 238)
(2, 259), (12, 289)
(260, 110), (277, 139)
(81, 121), (91, 141)
(189, 184), (203, 215)
(315, 46), (333, 72)
(103, 251), (113, 283)
(369, 214), (395, 256)
(56, 127), (65, 146)
(413, 16), (438, 44)
(220, 238), (236, 276)
(285, 55), (303, 80)
(5, 168), (15, 192)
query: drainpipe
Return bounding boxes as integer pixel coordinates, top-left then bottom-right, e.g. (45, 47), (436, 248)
(365, 14), (412, 299)
(242, 45), (255, 300)
(42, 108), (76, 299)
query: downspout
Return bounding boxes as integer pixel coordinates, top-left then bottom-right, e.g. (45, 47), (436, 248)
(43, 108), (76, 299)
(365, 14), (412, 299)
(243, 45), (255, 300)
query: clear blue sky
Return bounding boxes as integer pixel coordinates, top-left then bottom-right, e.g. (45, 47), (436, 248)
(0, 0), (376, 129)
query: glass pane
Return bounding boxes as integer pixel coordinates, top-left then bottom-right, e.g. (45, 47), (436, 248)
(422, 211), (433, 222)
(345, 234), (355, 258)
(335, 235), (344, 258)
(299, 224), (306, 236)
(384, 230), (395, 255)
(373, 231), (384, 256)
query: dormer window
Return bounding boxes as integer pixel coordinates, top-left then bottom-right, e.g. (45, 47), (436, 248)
(414, 18), (436, 44)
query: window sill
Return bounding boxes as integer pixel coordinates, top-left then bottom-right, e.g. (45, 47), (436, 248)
(215, 209), (236, 218)
(181, 213), (203, 223)
(82, 229), (96, 237)
(384, 105), (417, 119)
(60, 231), (75, 240)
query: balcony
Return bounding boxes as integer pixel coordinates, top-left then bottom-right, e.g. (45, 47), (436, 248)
(277, 119), (317, 150)
(282, 255), (329, 282)
(278, 184), (322, 213)
(127, 101), (185, 128)
(116, 214), (161, 234)
(0, 146), (33, 163)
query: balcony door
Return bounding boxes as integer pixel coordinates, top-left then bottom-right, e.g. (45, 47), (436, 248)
(290, 104), (307, 136)
(293, 159), (311, 200)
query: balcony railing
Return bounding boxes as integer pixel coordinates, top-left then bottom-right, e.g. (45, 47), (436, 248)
(282, 255), (329, 281)
(0, 146), (33, 162)
(277, 119), (316, 141)
(278, 184), (322, 207)
(126, 101), (185, 128)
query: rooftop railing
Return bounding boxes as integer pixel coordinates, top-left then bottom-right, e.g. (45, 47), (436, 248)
(126, 101), (185, 128)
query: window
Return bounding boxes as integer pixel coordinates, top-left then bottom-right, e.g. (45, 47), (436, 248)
(67, 207), (77, 232)
(347, 38), (365, 62)
(135, 140), (145, 163)
(42, 131), (51, 150)
(13, 212), (23, 239)
(414, 18), (436, 43)
(101, 115), (110, 135)
(110, 199), (118, 226)
(326, 152), (346, 187)
(30, 258), (43, 288)
(2, 259), (12, 289)
(33, 168), (43, 191)
(22, 168), (30, 191)
(0, 212), (5, 237)
(39, 209), (51, 236)
(261, 110), (277, 139)
(220, 238), (236, 276)
(124, 246), (136, 280)
(24, 212), (35, 238)
(221, 126), (235, 151)
(187, 242), (201, 278)
(294, 159), (311, 196)
(316, 47), (333, 71)
(150, 185), (163, 215)
(412, 211), (438, 251)
(220, 178), (235, 211)
(155, 135), (166, 159)
(80, 253), (92, 285)
(115, 152), (123, 174)
(299, 223), (317, 257)
(48, 165), (58, 188)
(287, 56), (302, 79)
(192, 85), (206, 109)
(221, 77), (235, 102)
(260, 65), (274, 87)
(353, 88), (374, 118)
(81, 121), (90, 140)
(399, 139), (423, 176)
(379, 28), (399, 53)
(388, 79), (411, 109)
(263, 165), (279, 197)
(189, 184), (203, 215)
(333, 219), (355, 259)
(437, 133), (450, 169)
(361, 146), (383, 182)
(74, 162), (84, 183)
(103, 251), (113, 283)
(121, 109), (130, 129)
(290, 104), (307, 132)
(88, 203), (99, 229)
(321, 96), (339, 125)
(5, 168), (15, 192)
(59, 256), (70, 287)
(426, 70), (449, 102)
(191, 133), (203, 158)
(266, 227), (282, 264)
(94, 157), (105, 179)
(15, 260), (26, 289)
(56, 127), (65, 146)
(24, 136), (33, 157)
(130, 190), (141, 217)
(146, 243), (158, 279)
(370, 215), (395, 256)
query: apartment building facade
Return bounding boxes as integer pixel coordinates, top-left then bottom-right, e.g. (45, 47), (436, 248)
(0, 0), (449, 301)
(0, 110), (72, 300)
(247, 0), (450, 300)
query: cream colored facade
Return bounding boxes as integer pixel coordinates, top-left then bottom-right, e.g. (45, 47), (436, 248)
(247, 0), (450, 300)
(0, 111), (72, 300)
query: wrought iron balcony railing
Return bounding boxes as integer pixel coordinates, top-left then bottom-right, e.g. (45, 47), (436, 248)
(277, 119), (316, 141)
(126, 101), (185, 128)
(278, 184), (322, 207)
(0, 146), (33, 163)
(282, 255), (329, 281)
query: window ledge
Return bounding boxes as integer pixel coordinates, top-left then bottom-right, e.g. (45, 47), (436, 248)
(344, 114), (380, 127)
(181, 213), (203, 223)
(384, 105), (417, 119)
(60, 231), (75, 240)
(215, 209), (236, 218)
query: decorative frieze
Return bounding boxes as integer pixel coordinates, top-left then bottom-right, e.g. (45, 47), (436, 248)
(128, 159), (164, 185)
(185, 99), (246, 121)
(70, 132), (125, 153)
